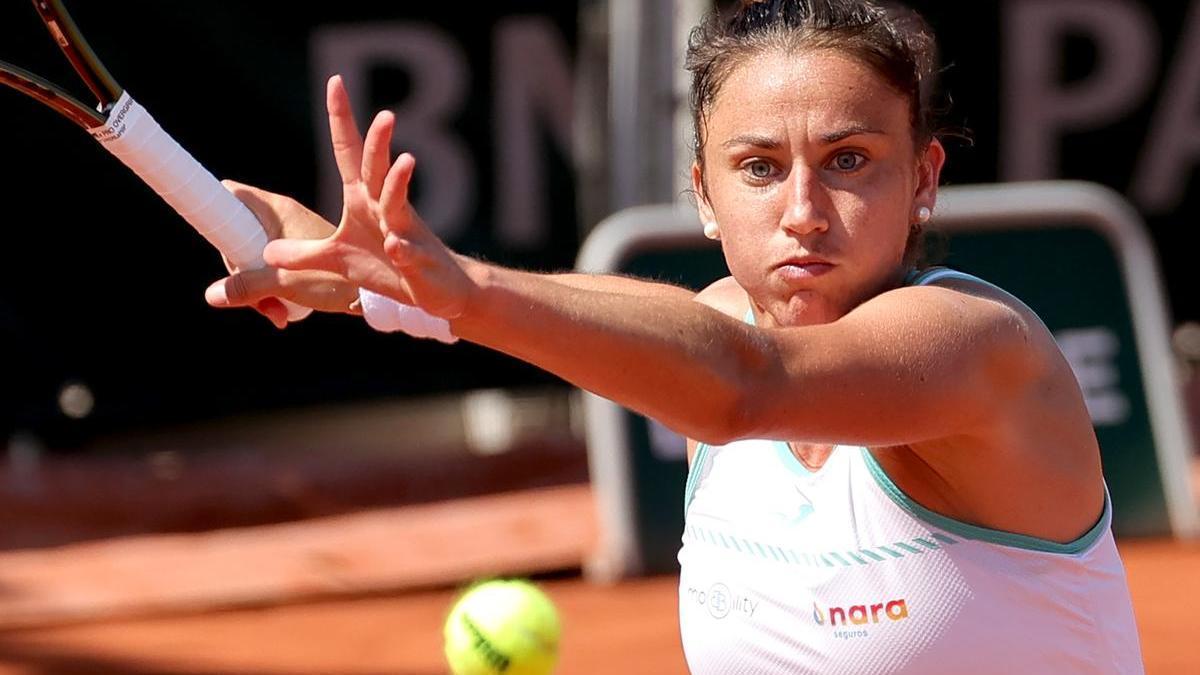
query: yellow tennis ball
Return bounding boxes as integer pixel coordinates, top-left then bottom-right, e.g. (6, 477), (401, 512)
(443, 579), (561, 675)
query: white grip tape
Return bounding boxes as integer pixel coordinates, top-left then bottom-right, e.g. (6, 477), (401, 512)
(358, 288), (457, 344)
(90, 91), (311, 321)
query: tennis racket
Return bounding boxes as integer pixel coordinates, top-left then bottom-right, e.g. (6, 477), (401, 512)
(0, 0), (310, 321)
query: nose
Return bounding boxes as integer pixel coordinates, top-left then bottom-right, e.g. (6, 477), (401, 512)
(779, 165), (829, 237)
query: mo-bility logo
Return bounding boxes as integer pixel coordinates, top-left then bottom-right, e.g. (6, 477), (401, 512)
(813, 598), (909, 627)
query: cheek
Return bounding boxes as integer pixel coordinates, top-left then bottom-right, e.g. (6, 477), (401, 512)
(720, 239), (763, 283)
(835, 170), (914, 250)
(711, 191), (774, 244)
(717, 238), (774, 303)
(835, 199), (910, 265)
(707, 176), (752, 215)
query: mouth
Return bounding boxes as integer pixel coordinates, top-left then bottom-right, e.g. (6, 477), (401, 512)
(775, 257), (835, 280)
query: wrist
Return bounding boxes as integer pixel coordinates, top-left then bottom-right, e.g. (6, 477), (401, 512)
(453, 255), (496, 323)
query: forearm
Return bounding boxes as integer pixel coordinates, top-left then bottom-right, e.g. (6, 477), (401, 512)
(546, 271), (697, 300)
(452, 253), (694, 300)
(450, 262), (769, 443)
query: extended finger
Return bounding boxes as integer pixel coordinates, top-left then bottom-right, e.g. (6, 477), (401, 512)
(327, 75), (365, 186)
(362, 110), (395, 200)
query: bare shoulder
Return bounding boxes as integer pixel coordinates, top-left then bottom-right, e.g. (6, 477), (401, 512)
(692, 276), (748, 320)
(937, 276), (1058, 365)
(851, 277), (1056, 380)
(866, 276), (1105, 542)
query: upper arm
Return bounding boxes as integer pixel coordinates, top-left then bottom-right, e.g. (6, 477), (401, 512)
(739, 284), (1049, 446)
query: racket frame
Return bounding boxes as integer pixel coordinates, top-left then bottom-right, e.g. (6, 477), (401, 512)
(0, 0), (122, 128)
(32, 0), (122, 110)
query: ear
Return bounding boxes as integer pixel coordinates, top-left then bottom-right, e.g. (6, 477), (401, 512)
(692, 161), (716, 226)
(914, 138), (946, 214)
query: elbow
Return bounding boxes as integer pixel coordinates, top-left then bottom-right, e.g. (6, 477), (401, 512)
(681, 319), (780, 446)
(686, 377), (759, 447)
(693, 331), (780, 445)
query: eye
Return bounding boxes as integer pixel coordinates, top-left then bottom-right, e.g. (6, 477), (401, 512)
(828, 151), (867, 172)
(743, 160), (776, 181)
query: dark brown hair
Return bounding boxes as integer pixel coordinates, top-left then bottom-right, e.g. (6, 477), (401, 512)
(686, 0), (939, 166)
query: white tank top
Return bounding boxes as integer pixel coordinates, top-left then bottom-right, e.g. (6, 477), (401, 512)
(677, 268), (1145, 674)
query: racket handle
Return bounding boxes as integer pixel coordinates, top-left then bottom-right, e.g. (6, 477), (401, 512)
(89, 92), (311, 322)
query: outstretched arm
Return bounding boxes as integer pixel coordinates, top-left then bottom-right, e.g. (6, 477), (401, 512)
(263, 78), (1046, 446)
(443, 264), (1041, 445)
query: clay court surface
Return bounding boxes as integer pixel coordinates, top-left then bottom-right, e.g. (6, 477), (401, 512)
(0, 482), (1197, 674)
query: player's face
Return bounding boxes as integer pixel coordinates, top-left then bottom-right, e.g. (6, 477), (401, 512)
(694, 49), (944, 327)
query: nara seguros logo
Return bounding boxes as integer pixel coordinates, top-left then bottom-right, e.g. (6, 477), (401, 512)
(813, 598), (909, 627)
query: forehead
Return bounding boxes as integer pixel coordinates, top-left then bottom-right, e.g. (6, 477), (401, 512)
(707, 49), (911, 142)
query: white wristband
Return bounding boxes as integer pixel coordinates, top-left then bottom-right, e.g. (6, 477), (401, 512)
(358, 288), (458, 344)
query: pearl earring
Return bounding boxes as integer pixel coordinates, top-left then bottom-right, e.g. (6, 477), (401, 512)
(916, 206), (932, 224)
(703, 221), (721, 240)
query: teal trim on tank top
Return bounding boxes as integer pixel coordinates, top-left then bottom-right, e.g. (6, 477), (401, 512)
(683, 440), (712, 512)
(909, 266), (1020, 297)
(910, 265), (969, 286)
(861, 447), (1109, 555)
(683, 521), (959, 568)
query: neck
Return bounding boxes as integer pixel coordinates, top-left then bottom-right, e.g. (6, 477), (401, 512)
(788, 442), (836, 471)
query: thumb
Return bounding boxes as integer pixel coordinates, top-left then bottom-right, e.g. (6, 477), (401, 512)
(205, 268), (287, 308)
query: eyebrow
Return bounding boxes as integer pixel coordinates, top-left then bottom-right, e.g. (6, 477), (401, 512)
(721, 133), (782, 151)
(720, 125), (886, 150)
(820, 124), (886, 144)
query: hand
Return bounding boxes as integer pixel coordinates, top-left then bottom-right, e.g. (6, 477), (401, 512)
(263, 75), (479, 320)
(205, 182), (359, 328)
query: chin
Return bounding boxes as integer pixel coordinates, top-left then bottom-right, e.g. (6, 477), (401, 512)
(774, 292), (842, 327)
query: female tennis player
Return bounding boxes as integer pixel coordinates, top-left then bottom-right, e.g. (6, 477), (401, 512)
(207, 1), (1144, 671)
